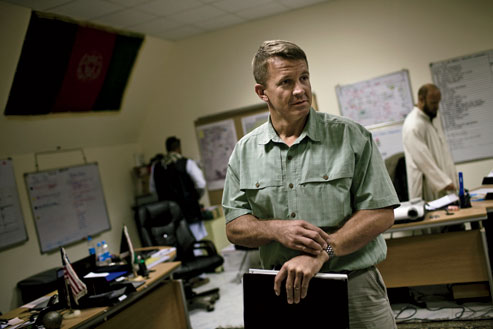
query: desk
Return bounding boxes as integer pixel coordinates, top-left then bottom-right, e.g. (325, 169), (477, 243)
(378, 202), (493, 299)
(1, 249), (191, 329)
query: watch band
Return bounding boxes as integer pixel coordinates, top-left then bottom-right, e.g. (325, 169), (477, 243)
(324, 244), (335, 258)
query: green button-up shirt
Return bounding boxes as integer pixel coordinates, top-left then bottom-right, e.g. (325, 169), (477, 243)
(222, 108), (399, 272)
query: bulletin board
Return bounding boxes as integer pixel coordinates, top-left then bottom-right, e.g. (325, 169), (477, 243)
(0, 158), (28, 250)
(195, 95), (318, 205)
(25, 162), (111, 253)
(430, 49), (493, 163)
(335, 70), (414, 127)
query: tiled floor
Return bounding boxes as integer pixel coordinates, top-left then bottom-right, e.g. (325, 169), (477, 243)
(189, 270), (244, 329)
(189, 269), (493, 329)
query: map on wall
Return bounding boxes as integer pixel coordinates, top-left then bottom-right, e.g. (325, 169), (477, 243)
(196, 119), (237, 190)
(335, 70), (414, 127)
(241, 112), (269, 136)
(430, 49), (493, 163)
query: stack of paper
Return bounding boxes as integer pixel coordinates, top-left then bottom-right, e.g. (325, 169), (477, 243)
(145, 247), (176, 269)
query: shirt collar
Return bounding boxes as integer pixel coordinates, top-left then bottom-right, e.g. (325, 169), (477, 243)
(258, 107), (321, 145)
(163, 151), (183, 164)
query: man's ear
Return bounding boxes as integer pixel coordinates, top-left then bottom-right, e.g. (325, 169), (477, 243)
(255, 84), (269, 103)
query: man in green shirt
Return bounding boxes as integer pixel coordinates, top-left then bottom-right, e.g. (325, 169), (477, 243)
(222, 40), (399, 328)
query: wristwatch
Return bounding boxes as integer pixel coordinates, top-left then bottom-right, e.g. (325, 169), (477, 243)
(324, 244), (335, 258)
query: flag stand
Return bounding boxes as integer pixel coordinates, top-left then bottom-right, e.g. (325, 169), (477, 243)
(62, 277), (81, 319)
(63, 309), (81, 319)
(60, 247), (86, 319)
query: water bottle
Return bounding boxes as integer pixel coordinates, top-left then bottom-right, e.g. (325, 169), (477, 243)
(96, 242), (104, 266)
(87, 236), (96, 256)
(101, 240), (111, 265)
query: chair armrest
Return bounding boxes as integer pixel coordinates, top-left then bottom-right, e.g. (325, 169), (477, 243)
(193, 239), (219, 256)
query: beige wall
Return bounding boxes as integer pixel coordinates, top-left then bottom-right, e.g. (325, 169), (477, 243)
(0, 144), (141, 311)
(0, 2), (175, 312)
(1, 0), (492, 313)
(139, 0), (493, 187)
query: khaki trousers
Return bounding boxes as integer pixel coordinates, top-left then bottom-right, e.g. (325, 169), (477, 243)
(347, 266), (396, 329)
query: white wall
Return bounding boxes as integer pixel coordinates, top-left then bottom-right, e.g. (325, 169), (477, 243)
(1, 0), (492, 314)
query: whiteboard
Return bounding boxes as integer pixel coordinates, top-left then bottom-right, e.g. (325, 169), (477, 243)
(336, 70), (414, 127)
(0, 159), (27, 250)
(430, 49), (493, 163)
(369, 122), (404, 160)
(25, 163), (111, 253)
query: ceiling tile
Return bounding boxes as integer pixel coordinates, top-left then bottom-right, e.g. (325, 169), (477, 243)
(105, 0), (153, 6)
(129, 17), (183, 34)
(278, 0), (328, 9)
(236, 2), (288, 20)
(194, 13), (245, 30)
(48, 0), (124, 20)
(172, 5), (225, 24)
(2, 0), (71, 10)
(156, 25), (203, 40)
(136, 0), (202, 16)
(91, 8), (156, 28)
(2, 0), (331, 41)
(212, 0), (273, 13)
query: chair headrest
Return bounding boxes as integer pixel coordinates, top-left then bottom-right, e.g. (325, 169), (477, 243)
(143, 201), (182, 227)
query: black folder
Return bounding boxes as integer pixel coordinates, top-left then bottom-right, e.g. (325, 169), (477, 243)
(243, 269), (349, 329)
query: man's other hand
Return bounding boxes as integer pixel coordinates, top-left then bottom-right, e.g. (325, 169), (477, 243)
(275, 220), (329, 255)
(274, 252), (328, 304)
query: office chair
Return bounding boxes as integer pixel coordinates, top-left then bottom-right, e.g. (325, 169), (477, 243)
(385, 152), (409, 202)
(134, 200), (224, 311)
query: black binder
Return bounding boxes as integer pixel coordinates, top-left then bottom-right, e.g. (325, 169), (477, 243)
(243, 269), (349, 329)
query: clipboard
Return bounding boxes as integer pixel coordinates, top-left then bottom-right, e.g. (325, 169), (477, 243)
(243, 269), (349, 329)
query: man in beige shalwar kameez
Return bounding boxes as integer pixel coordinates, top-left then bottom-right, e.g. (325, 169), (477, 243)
(402, 84), (458, 201)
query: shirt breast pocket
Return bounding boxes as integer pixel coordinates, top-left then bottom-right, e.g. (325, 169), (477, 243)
(240, 177), (283, 219)
(299, 170), (353, 226)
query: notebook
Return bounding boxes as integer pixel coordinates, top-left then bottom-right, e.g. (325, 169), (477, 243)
(243, 269), (349, 329)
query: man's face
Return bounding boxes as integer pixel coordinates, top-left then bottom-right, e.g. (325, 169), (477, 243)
(422, 89), (441, 119)
(258, 57), (312, 121)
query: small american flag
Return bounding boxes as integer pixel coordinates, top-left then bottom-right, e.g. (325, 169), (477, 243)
(61, 247), (88, 305)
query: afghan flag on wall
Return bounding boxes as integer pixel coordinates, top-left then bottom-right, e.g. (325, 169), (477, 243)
(4, 11), (144, 115)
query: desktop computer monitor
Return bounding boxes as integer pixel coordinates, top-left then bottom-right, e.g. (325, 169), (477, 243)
(119, 225), (136, 273)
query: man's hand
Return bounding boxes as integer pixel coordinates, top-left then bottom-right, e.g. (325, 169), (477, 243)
(274, 220), (329, 256)
(443, 183), (456, 192)
(274, 252), (328, 304)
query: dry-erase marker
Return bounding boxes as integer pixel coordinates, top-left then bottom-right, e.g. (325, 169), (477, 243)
(458, 172), (464, 196)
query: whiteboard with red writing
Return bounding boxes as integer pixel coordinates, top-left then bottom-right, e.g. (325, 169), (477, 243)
(25, 163), (111, 253)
